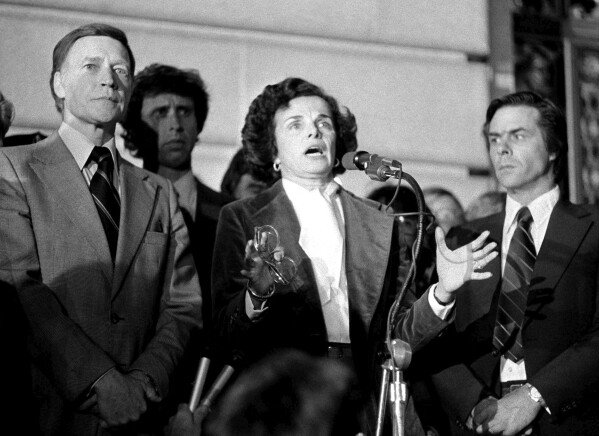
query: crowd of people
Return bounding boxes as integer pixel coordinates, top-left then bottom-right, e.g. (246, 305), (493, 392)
(2, 22), (599, 436)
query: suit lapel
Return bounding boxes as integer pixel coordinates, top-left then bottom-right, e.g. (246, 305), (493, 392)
(29, 134), (113, 282)
(455, 213), (504, 330)
(112, 161), (156, 297)
(252, 183), (318, 299)
(528, 201), (592, 306)
(341, 190), (395, 336)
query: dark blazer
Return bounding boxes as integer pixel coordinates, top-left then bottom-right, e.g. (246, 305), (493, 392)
(181, 179), (232, 335)
(170, 179), (231, 407)
(417, 201), (599, 435)
(211, 181), (447, 433)
(0, 133), (202, 435)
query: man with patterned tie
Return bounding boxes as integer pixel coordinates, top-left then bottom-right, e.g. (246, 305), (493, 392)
(0, 24), (201, 435)
(405, 91), (599, 435)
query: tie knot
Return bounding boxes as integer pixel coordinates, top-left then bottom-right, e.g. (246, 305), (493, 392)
(517, 207), (533, 226)
(90, 147), (113, 167)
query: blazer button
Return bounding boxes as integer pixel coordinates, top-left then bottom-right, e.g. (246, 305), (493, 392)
(110, 312), (123, 324)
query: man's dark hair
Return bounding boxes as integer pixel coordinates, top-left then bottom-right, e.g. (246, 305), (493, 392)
(50, 23), (135, 113)
(204, 349), (360, 436)
(483, 91), (567, 183)
(121, 64), (209, 168)
(241, 77), (358, 184)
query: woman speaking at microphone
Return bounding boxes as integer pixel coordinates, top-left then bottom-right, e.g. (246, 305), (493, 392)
(211, 77), (496, 435)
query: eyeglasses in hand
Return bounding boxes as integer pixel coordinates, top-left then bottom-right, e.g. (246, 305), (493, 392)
(253, 225), (297, 285)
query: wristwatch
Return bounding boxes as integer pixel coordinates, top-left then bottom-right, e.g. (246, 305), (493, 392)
(525, 383), (546, 407)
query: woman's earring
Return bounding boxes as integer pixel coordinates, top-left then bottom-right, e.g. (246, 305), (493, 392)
(334, 158), (340, 168)
(273, 160), (281, 172)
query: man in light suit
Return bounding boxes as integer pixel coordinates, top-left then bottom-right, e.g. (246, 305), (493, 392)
(407, 91), (599, 435)
(0, 24), (201, 435)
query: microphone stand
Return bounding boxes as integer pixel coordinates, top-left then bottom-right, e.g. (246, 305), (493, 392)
(365, 159), (425, 436)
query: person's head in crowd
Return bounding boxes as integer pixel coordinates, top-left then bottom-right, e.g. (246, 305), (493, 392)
(0, 91), (16, 146)
(483, 91), (566, 203)
(122, 63), (209, 176)
(422, 187), (465, 234)
(465, 191), (507, 221)
(221, 148), (269, 199)
(50, 23), (135, 125)
(204, 349), (360, 436)
(241, 77), (357, 187)
(367, 184), (424, 248)
(1, 90), (48, 148)
(368, 185), (436, 298)
(368, 184), (419, 215)
(2, 131), (48, 147)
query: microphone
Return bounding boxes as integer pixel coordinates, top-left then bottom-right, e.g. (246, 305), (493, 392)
(341, 151), (402, 182)
(390, 338), (412, 371)
(195, 364), (235, 414)
(188, 357), (211, 411)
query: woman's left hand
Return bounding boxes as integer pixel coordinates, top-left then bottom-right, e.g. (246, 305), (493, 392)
(240, 239), (284, 295)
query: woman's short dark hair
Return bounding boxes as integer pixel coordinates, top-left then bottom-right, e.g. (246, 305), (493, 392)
(483, 91), (567, 183)
(241, 77), (358, 184)
(50, 23), (135, 113)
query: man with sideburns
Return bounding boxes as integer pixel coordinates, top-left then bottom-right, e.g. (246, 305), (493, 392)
(409, 91), (599, 435)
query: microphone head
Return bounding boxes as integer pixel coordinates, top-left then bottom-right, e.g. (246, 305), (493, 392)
(390, 339), (412, 370)
(341, 151), (368, 170)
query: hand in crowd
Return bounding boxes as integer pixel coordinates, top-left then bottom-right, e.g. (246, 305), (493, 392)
(240, 238), (285, 295)
(88, 368), (161, 428)
(469, 387), (540, 435)
(434, 227), (497, 302)
(165, 403), (205, 436)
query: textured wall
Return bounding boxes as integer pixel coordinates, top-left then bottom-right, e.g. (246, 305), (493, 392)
(0, 1), (495, 208)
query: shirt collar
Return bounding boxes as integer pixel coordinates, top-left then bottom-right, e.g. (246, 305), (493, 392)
(504, 185), (560, 229)
(58, 122), (118, 171)
(282, 178), (340, 202)
(173, 170), (197, 197)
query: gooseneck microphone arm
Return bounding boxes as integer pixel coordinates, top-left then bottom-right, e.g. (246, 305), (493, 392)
(385, 170), (426, 347)
(341, 151), (426, 338)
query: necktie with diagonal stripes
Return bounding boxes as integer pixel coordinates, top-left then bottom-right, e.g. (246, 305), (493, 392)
(493, 206), (536, 362)
(89, 147), (120, 261)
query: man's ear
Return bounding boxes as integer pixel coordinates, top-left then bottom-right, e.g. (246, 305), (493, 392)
(53, 71), (66, 99)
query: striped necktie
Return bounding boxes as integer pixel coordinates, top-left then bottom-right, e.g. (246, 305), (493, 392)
(493, 206), (536, 362)
(89, 147), (120, 261)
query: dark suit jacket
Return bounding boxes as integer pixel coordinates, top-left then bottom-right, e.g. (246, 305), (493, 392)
(182, 179), (232, 335)
(415, 201), (599, 435)
(170, 179), (231, 407)
(211, 181), (447, 433)
(0, 133), (202, 435)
